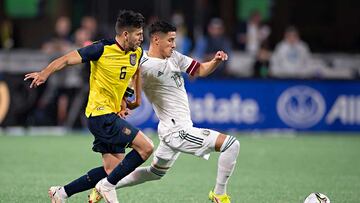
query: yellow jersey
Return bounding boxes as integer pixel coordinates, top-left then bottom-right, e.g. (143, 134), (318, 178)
(77, 39), (143, 117)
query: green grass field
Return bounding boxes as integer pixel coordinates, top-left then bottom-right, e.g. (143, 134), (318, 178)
(0, 133), (360, 203)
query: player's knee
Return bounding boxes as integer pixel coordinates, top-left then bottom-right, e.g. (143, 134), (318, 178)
(133, 132), (154, 160)
(148, 138), (155, 151)
(140, 140), (154, 160)
(104, 165), (115, 175)
(145, 140), (154, 156)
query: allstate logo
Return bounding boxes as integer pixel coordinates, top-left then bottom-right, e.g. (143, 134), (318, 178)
(126, 93), (154, 125)
(277, 86), (326, 128)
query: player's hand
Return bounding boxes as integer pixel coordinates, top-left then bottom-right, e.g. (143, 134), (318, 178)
(24, 72), (48, 88)
(213, 51), (228, 62)
(126, 100), (140, 110)
(117, 109), (130, 119)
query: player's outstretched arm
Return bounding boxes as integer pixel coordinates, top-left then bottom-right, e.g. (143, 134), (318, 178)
(194, 51), (228, 77)
(24, 50), (82, 88)
(126, 68), (142, 110)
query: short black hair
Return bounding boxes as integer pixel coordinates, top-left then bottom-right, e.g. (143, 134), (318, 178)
(285, 26), (298, 34)
(149, 21), (177, 36)
(115, 10), (145, 34)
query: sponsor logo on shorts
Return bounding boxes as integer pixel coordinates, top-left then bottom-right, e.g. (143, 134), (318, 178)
(202, 130), (210, 136)
(122, 127), (131, 135)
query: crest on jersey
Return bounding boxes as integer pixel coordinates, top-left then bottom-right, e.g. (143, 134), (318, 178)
(130, 54), (137, 66)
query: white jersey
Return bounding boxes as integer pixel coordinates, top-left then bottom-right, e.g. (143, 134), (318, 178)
(140, 51), (200, 136)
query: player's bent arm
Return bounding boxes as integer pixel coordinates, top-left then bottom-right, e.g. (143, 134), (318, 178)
(127, 68), (142, 110)
(118, 98), (129, 118)
(193, 50), (228, 77)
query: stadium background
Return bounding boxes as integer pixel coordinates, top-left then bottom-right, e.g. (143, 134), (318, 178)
(0, 0), (360, 202)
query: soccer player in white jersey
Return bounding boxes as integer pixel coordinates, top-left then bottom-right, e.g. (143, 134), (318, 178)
(89, 21), (240, 203)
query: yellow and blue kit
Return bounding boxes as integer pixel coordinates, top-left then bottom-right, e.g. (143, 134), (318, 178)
(77, 38), (142, 153)
(77, 38), (142, 117)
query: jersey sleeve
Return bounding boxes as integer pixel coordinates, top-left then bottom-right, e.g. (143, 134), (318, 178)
(137, 47), (144, 67)
(140, 56), (148, 66)
(140, 50), (149, 66)
(175, 51), (200, 76)
(77, 41), (104, 63)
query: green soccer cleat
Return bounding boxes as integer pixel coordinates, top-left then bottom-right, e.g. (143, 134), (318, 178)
(208, 190), (231, 203)
(88, 188), (103, 203)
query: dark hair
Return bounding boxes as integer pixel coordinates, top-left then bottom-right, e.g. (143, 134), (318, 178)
(285, 26), (298, 34)
(149, 21), (177, 36)
(115, 10), (145, 34)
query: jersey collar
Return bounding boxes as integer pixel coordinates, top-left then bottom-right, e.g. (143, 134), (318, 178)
(115, 40), (125, 51)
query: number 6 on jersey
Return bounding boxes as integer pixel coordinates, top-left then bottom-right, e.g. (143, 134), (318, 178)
(120, 66), (127, 79)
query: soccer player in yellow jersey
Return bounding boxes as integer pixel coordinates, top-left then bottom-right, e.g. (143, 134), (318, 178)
(24, 10), (154, 203)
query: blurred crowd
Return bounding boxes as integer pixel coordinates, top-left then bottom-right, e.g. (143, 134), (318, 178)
(26, 16), (104, 127)
(1, 10), (359, 81)
(0, 11), (359, 127)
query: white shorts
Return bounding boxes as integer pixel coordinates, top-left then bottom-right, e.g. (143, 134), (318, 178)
(155, 127), (220, 164)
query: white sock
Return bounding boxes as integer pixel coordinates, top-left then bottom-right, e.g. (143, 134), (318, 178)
(103, 178), (116, 188)
(116, 166), (163, 189)
(214, 137), (240, 195)
(58, 187), (68, 199)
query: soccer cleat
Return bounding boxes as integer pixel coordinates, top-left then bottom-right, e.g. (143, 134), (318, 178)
(88, 188), (103, 203)
(48, 186), (66, 203)
(95, 179), (119, 203)
(208, 190), (231, 203)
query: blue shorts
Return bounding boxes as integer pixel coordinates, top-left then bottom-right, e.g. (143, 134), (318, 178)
(87, 113), (139, 154)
